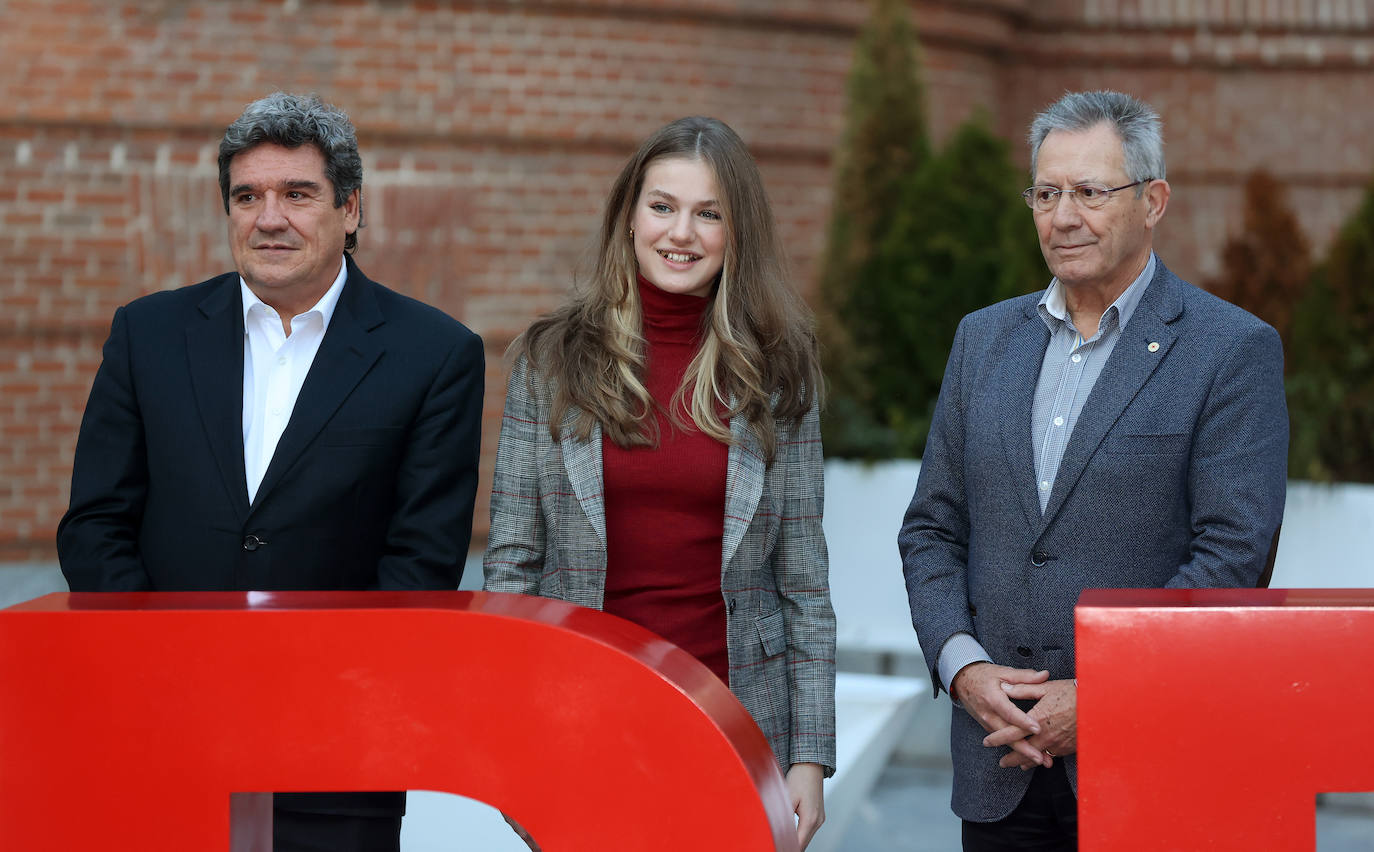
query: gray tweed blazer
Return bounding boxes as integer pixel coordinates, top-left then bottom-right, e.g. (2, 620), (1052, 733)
(484, 355), (837, 775)
(899, 261), (1288, 822)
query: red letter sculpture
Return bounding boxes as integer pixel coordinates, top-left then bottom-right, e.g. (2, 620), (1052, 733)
(0, 591), (799, 851)
(1077, 588), (1374, 850)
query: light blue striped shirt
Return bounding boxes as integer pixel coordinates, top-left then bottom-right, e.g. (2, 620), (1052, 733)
(937, 253), (1157, 694)
(1030, 252), (1155, 511)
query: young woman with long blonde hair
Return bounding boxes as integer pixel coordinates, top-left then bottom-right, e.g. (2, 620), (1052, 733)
(484, 116), (834, 849)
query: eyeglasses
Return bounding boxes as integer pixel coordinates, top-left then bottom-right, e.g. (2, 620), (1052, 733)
(1021, 179), (1152, 212)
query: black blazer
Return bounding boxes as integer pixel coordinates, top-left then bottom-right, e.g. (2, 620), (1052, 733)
(58, 256), (485, 815)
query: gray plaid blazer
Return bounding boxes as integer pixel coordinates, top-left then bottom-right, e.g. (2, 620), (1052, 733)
(484, 355), (836, 775)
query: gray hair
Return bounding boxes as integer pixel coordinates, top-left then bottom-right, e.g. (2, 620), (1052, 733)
(218, 92), (364, 252)
(1028, 90), (1166, 187)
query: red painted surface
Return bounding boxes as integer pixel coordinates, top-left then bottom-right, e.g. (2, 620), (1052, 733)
(0, 591), (799, 851)
(1076, 588), (1374, 850)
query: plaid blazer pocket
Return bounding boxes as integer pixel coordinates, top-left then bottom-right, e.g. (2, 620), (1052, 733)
(757, 608), (786, 657)
(736, 608), (791, 750)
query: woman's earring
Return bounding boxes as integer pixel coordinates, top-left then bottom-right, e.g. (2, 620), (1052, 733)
(628, 227), (634, 238)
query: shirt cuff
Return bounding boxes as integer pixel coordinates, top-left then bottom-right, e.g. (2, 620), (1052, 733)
(937, 632), (993, 700)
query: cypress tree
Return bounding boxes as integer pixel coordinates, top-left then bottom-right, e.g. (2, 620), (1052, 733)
(851, 115), (1044, 457)
(1287, 178), (1374, 483)
(817, 0), (929, 458)
(1206, 170), (1311, 357)
(816, 0), (1043, 458)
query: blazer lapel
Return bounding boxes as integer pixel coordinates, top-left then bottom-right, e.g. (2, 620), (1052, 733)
(1038, 268), (1184, 530)
(997, 307), (1051, 532)
(186, 275), (251, 520)
(250, 263), (384, 511)
(560, 411), (607, 547)
(721, 410), (766, 570)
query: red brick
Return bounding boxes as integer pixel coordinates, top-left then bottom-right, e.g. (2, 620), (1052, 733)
(24, 190), (67, 203)
(0, 0), (1369, 559)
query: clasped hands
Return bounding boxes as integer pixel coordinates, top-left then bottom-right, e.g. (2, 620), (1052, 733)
(951, 662), (1077, 770)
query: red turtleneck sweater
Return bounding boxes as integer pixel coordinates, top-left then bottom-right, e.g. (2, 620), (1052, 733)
(601, 275), (731, 683)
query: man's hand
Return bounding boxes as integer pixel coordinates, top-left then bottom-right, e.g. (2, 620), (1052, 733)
(786, 762), (825, 850)
(981, 678), (1077, 770)
(951, 662), (1050, 767)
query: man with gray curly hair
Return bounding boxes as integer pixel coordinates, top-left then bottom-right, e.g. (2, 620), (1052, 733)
(900, 90), (1287, 850)
(59, 92), (485, 851)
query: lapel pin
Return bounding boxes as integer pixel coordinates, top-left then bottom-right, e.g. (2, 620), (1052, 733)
(1147, 342), (1160, 352)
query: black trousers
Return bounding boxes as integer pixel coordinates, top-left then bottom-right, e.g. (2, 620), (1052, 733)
(962, 760), (1078, 852)
(272, 809), (402, 852)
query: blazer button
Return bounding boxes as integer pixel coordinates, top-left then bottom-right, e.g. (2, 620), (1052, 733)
(1016, 646), (1033, 657)
(968, 604), (978, 617)
(242, 534), (265, 552)
(727, 598), (737, 615)
(1031, 551), (1049, 567)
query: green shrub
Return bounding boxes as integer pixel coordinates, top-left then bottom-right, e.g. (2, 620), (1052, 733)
(833, 117), (1043, 458)
(818, 0), (1043, 458)
(817, 0), (928, 459)
(1287, 178), (1374, 483)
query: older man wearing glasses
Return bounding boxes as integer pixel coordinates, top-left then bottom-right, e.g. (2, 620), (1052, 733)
(898, 90), (1288, 851)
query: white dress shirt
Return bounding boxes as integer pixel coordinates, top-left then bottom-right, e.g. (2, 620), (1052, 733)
(241, 258), (348, 504)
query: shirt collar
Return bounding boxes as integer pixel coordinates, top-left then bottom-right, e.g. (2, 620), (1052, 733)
(240, 256), (349, 330)
(1037, 252), (1156, 338)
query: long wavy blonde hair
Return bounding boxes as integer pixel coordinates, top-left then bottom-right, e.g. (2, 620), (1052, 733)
(515, 116), (820, 462)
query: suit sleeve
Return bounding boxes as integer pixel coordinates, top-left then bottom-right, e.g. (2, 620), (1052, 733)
(482, 354), (547, 595)
(775, 401), (837, 775)
(1166, 321), (1288, 588)
(56, 306), (153, 591)
(375, 328), (485, 590)
(898, 317), (975, 694)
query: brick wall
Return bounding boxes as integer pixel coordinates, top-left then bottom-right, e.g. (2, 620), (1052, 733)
(2, 0), (1370, 561)
(1004, 2), (1374, 281)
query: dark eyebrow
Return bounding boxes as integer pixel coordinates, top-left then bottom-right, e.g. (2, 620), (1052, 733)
(229, 179), (323, 196)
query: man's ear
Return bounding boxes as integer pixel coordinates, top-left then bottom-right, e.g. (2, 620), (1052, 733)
(343, 189), (361, 234)
(1144, 179), (1170, 229)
